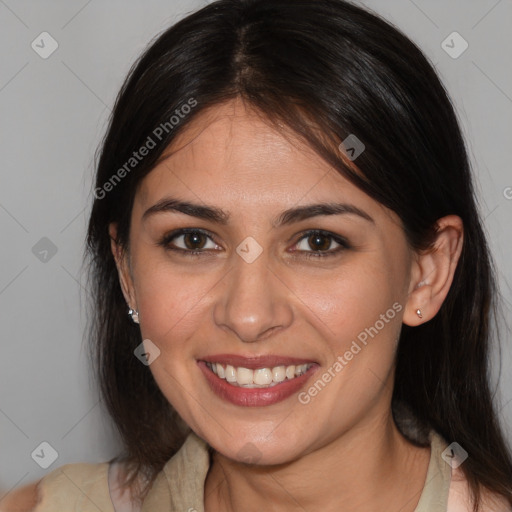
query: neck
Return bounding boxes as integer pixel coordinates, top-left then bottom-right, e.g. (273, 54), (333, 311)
(204, 409), (431, 512)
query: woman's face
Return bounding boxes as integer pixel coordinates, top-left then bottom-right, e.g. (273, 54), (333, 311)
(112, 98), (417, 464)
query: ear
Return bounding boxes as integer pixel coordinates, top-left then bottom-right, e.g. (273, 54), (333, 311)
(109, 222), (137, 310)
(403, 215), (463, 326)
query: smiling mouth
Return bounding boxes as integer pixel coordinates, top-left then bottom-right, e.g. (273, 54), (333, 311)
(204, 361), (315, 388)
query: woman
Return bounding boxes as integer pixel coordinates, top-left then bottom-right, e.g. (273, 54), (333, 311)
(3, 0), (511, 510)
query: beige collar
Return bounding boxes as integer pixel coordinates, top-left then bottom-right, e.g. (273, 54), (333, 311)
(140, 429), (450, 512)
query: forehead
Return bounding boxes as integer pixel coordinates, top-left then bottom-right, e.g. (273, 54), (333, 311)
(135, 99), (386, 221)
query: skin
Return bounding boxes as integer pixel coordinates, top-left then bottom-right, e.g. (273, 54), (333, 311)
(110, 97), (464, 512)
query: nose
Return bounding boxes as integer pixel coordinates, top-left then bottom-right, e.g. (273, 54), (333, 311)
(213, 248), (294, 343)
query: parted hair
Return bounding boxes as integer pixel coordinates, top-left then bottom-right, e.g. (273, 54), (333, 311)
(84, 0), (512, 508)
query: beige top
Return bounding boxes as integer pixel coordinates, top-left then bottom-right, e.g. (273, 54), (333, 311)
(12, 429), (506, 511)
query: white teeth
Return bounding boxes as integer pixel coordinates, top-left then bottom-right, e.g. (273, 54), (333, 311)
(254, 368), (273, 385)
(272, 366), (286, 382)
(205, 362), (313, 387)
(216, 363), (225, 378)
(295, 364), (308, 376)
(225, 365), (237, 383)
(237, 367), (254, 385)
(285, 365), (295, 379)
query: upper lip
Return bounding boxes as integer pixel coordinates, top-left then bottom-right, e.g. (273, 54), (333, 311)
(199, 354), (317, 369)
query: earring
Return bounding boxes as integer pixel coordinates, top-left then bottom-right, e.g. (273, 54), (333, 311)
(416, 309), (423, 319)
(128, 307), (139, 324)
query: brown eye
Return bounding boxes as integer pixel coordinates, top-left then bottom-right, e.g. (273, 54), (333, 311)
(182, 232), (208, 250)
(292, 230), (349, 259)
(306, 233), (332, 251)
(158, 228), (219, 255)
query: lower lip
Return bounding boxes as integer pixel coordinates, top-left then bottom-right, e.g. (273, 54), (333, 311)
(197, 360), (318, 407)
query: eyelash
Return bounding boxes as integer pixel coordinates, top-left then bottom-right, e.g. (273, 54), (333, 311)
(157, 228), (350, 259)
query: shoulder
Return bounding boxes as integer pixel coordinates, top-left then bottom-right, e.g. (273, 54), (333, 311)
(0, 462), (112, 512)
(447, 465), (511, 512)
(0, 480), (42, 511)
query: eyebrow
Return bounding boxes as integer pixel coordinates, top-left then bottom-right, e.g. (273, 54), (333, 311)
(142, 197), (375, 227)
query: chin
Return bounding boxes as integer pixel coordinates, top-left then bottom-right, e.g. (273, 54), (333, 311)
(209, 430), (309, 466)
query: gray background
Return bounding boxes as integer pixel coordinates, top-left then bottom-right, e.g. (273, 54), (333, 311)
(1, 0), (511, 497)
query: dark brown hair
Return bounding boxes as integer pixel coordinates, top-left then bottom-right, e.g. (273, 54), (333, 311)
(84, 0), (512, 508)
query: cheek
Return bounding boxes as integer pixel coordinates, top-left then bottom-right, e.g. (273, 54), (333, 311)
(134, 261), (215, 349)
(293, 261), (402, 345)
(294, 261), (404, 407)
(133, 264), (211, 410)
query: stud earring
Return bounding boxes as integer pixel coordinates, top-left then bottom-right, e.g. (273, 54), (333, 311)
(128, 307), (139, 324)
(416, 309), (423, 319)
